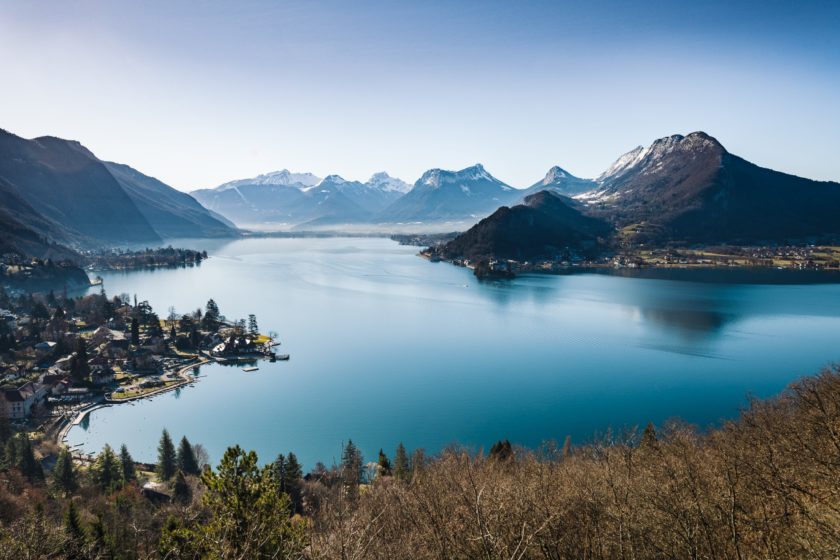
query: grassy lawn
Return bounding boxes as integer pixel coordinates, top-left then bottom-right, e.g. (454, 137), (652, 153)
(111, 380), (180, 400)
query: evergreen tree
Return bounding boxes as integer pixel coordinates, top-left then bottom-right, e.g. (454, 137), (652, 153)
(394, 442), (409, 481)
(64, 500), (86, 560)
(377, 448), (392, 476)
(92, 444), (122, 491)
(3, 437), (17, 470)
(119, 444), (136, 481)
(89, 515), (111, 559)
(202, 299), (221, 330)
(641, 421), (659, 450)
(199, 446), (305, 558)
(176, 436), (199, 475)
(272, 453), (287, 491)
(31, 301), (50, 323)
(70, 339), (90, 383)
(248, 314), (259, 336)
(52, 448), (77, 494)
(285, 452), (304, 513)
(17, 433), (44, 481)
(169, 325), (177, 340)
(130, 318), (140, 346)
(172, 470), (192, 504)
(189, 326), (200, 348)
(147, 312), (163, 337)
(489, 439), (514, 461)
(286, 452), (303, 481)
(341, 439), (363, 499)
(0, 414), (10, 448)
(157, 429), (177, 481)
(0, 415), (10, 467)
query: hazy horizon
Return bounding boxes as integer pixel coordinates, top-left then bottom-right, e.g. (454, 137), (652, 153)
(1, 0), (838, 191)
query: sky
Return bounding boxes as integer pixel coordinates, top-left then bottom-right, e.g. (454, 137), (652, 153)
(1, 0), (838, 191)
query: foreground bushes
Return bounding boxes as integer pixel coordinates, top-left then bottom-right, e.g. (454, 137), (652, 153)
(310, 367), (840, 559)
(1, 367), (839, 559)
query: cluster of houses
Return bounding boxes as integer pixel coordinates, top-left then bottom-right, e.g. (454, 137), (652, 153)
(0, 318), (172, 423)
(210, 334), (259, 357)
(0, 289), (271, 423)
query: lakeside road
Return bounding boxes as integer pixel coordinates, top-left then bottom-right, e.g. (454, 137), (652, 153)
(55, 359), (212, 448)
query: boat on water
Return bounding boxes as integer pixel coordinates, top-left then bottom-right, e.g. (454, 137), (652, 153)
(276, 354), (290, 361)
(242, 366), (259, 372)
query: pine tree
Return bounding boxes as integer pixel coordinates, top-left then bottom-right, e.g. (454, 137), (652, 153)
(377, 448), (392, 476)
(341, 439), (363, 499)
(89, 515), (111, 559)
(17, 433), (44, 481)
(285, 452), (304, 512)
(199, 446), (304, 558)
(248, 314), (259, 336)
(172, 470), (192, 504)
(130, 318), (140, 346)
(157, 429), (177, 481)
(92, 444), (122, 491)
(394, 442), (409, 481)
(70, 339), (90, 383)
(0, 414), (11, 448)
(202, 299), (221, 331)
(272, 453), (287, 492)
(641, 421), (659, 450)
(286, 452), (303, 481)
(64, 501), (86, 560)
(52, 448), (77, 494)
(176, 436), (199, 475)
(119, 444), (136, 481)
(489, 439), (513, 461)
(3, 437), (16, 470)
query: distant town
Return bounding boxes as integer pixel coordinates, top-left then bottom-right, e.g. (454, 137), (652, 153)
(421, 242), (840, 279)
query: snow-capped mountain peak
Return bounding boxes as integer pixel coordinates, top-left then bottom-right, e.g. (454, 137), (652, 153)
(319, 174), (347, 185)
(366, 172), (411, 193)
(596, 146), (646, 183)
(215, 169), (321, 191)
(597, 132), (725, 184)
(542, 166), (570, 184)
(418, 164), (510, 190)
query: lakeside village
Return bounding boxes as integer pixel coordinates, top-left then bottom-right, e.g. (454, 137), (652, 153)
(0, 285), (283, 460)
(422, 243), (840, 279)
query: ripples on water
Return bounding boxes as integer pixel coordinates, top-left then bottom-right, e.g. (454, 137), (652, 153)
(67, 238), (840, 468)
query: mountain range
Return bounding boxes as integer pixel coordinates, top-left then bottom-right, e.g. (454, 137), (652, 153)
(191, 171), (411, 229)
(437, 131), (840, 265)
(191, 162), (603, 231)
(583, 132), (840, 244)
(0, 129), (238, 258)
(2, 127), (839, 263)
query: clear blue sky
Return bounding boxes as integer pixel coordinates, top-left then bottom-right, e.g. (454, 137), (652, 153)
(1, 0), (838, 190)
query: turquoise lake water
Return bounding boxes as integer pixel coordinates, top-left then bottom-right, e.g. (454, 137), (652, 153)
(67, 237), (840, 469)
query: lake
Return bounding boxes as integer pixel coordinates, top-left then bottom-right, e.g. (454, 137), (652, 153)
(67, 237), (840, 469)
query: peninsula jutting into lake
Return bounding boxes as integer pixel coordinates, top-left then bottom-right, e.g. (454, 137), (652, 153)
(3, 0), (840, 557)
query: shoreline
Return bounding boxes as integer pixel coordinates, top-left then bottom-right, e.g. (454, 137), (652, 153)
(56, 358), (211, 449)
(428, 255), (840, 281)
